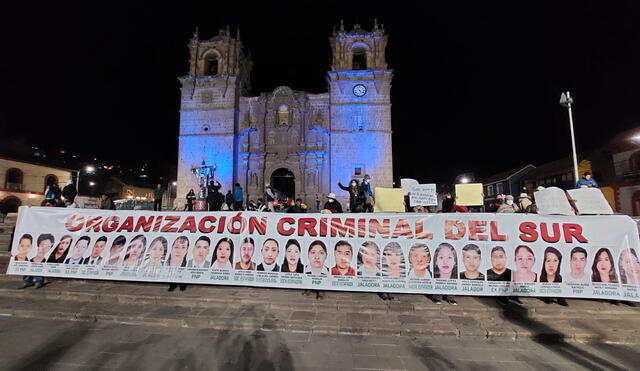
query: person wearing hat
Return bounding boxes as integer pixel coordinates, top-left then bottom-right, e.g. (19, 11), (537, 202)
(323, 193), (343, 214)
(575, 171), (598, 189)
(517, 193), (532, 211)
(496, 195), (519, 213)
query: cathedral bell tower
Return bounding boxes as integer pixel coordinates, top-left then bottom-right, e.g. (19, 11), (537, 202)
(328, 20), (394, 201)
(176, 27), (252, 204)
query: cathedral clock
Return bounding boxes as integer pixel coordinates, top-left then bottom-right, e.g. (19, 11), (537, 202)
(353, 84), (367, 97)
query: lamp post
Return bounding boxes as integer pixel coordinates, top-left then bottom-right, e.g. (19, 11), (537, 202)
(560, 91), (579, 185)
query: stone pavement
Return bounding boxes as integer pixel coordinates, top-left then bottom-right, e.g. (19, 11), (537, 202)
(0, 316), (638, 371)
(1, 250), (639, 344)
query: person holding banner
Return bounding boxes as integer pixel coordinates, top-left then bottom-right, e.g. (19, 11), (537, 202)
(540, 246), (568, 306)
(305, 240), (329, 299)
(106, 236), (126, 266)
(619, 248), (640, 285)
(47, 235), (72, 264)
(358, 241), (381, 277)
(281, 239), (304, 273)
(64, 236), (91, 265)
(591, 248), (618, 283)
(211, 237), (232, 270)
(331, 241), (355, 276)
(431, 243), (458, 305)
(513, 245), (537, 282)
(408, 243), (432, 279)
(122, 235), (146, 267)
(143, 237), (167, 267)
(167, 236), (189, 292)
(257, 239), (280, 272)
(235, 237), (256, 270)
(16, 234), (37, 289)
(460, 244), (484, 280)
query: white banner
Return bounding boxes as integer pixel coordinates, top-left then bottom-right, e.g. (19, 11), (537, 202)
(7, 207), (640, 301)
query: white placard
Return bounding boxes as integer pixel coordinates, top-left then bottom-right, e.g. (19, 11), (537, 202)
(409, 184), (437, 206)
(534, 187), (575, 216)
(400, 178), (419, 196)
(567, 188), (614, 215)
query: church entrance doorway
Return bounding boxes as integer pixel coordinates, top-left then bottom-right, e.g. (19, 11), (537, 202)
(271, 168), (295, 199)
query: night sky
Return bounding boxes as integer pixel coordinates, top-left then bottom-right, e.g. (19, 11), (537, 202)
(2, 2), (639, 185)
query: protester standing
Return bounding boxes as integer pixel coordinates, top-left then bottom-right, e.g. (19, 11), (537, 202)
(234, 183), (244, 211)
(153, 184), (165, 211)
(265, 184), (276, 212)
(442, 192), (454, 212)
(185, 189), (196, 211)
(338, 180), (364, 212)
(361, 175), (374, 212)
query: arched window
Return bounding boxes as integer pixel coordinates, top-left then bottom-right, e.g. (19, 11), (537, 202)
(0, 196), (21, 214)
(629, 151), (640, 172)
(352, 48), (367, 70)
(5, 168), (23, 191)
(44, 174), (58, 192)
(204, 53), (219, 76)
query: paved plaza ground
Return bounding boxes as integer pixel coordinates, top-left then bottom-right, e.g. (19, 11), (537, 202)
(1, 316), (638, 371)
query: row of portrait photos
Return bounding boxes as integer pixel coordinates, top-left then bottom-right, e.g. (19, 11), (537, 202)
(11, 232), (640, 286)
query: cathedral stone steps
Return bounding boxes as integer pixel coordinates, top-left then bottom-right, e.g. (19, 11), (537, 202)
(1, 251), (640, 342)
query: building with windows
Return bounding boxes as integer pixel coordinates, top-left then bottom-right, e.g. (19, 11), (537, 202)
(480, 165), (535, 208)
(176, 21), (394, 206)
(0, 157), (74, 214)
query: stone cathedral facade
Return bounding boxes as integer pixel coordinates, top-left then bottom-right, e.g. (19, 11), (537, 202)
(177, 22), (393, 207)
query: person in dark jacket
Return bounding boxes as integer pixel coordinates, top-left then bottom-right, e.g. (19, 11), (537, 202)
(153, 184), (165, 211)
(100, 193), (116, 210)
(225, 190), (234, 210)
(207, 181), (223, 211)
(338, 179), (364, 212)
(185, 189), (196, 211)
(62, 180), (77, 205)
(323, 193), (343, 213)
(287, 198), (307, 213)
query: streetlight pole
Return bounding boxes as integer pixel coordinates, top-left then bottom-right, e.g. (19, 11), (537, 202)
(560, 91), (579, 185)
